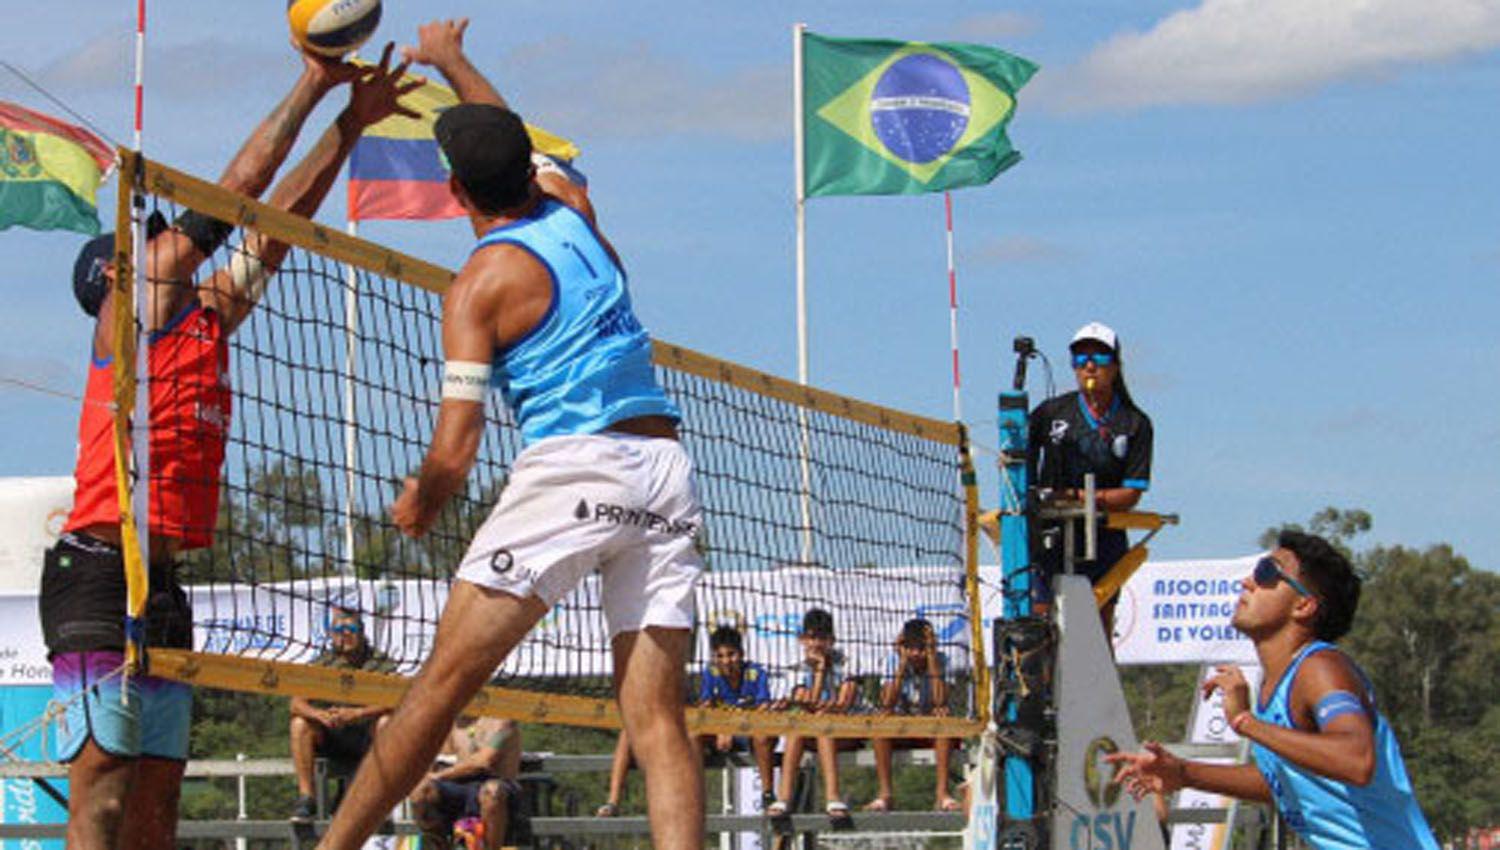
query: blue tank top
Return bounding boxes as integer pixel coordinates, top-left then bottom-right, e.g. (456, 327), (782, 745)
(474, 199), (678, 444)
(1250, 641), (1438, 850)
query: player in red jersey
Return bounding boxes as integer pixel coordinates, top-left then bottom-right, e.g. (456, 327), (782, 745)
(39, 45), (417, 850)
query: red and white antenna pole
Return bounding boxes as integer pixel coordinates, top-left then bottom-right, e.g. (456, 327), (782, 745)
(133, 0), (145, 150)
(945, 191), (962, 422)
(127, 0), (151, 684)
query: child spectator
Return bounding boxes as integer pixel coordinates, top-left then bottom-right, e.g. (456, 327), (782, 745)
(866, 618), (959, 812)
(697, 625), (777, 803)
(767, 608), (857, 827)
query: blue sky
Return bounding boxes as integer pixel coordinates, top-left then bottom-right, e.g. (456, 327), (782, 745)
(2, 1), (1498, 565)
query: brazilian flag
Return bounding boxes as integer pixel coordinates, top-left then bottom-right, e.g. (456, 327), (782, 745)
(802, 33), (1038, 198)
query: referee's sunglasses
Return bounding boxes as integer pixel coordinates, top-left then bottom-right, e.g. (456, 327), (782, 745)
(1253, 556), (1313, 598)
(1071, 352), (1116, 369)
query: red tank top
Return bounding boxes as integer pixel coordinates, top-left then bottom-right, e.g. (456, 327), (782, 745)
(65, 305), (232, 549)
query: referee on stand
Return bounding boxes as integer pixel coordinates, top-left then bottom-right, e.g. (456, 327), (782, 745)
(1028, 321), (1154, 630)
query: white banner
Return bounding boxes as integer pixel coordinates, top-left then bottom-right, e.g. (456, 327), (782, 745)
(1169, 664), (1261, 850)
(0, 477), (72, 593)
(1110, 557), (1258, 666)
(192, 566), (976, 693)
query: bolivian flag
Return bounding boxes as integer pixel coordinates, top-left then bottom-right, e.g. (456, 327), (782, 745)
(349, 69), (580, 221)
(0, 102), (113, 235)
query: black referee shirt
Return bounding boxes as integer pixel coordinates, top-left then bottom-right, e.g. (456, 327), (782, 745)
(1029, 390), (1152, 494)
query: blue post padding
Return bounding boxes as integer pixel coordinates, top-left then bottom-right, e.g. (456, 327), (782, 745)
(997, 388), (1035, 820)
(0, 685), (69, 845)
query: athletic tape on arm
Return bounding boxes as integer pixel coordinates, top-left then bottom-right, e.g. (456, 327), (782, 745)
(442, 361), (492, 401)
(227, 241), (270, 305)
(1314, 690), (1367, 729)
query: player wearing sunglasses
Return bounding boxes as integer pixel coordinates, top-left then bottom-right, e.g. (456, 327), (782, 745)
(1107, 532), (1439, 850)
(1027, 321), (1153, 622)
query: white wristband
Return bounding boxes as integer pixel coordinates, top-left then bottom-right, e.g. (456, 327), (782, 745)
(531, 152), (564, 177)
(227, 241), (270, 304)
(442, 360), (491, 401)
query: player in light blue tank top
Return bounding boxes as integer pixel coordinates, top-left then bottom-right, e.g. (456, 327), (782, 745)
(328, 21), (706, 850)
(1252, 640), (1437, 849)
(1108, 531), (1438, 850)
(472, 198), (678, 444)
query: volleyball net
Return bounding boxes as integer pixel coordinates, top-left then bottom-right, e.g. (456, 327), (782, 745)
(110, 153), (984, 738)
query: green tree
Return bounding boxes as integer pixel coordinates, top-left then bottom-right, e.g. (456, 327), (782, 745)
(1345, 545), (1500, 735)
(1257, 505), (1371, 556)
(1120, 664), (1200, 743)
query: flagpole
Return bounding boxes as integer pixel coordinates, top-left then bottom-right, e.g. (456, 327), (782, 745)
(793, 22), (808, 387)
(945, 191), (962, 422)
(792, 22), (813, 566)
(343, 219), (359, 579)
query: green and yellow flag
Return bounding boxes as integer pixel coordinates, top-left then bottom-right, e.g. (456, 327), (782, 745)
(802, 33), (1037, 198)
(0, 102), (114, 235)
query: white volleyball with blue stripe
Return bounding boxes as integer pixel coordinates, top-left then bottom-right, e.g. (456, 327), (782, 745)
(287, 0), (382, 58)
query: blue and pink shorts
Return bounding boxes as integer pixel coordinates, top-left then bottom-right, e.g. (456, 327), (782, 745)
(51, 651), (192, 762)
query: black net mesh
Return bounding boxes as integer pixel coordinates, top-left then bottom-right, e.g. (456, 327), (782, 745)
(133, 175), (978, 722)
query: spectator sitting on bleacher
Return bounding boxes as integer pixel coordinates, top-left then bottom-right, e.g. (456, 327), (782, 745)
(288, 607), (395, 822)
(409, 716), (523, 850)
(697, 625), (777, 805)
(865, 618), (959, 813)
(767, 608), (857, 827)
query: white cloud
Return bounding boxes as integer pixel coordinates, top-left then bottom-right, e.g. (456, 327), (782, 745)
(500, 39), (786, 142)
(35, 31), (287, 100)
(1049, 0), (1500, 110)
(972, 234), (1072, 265)
(947, 12), (1041, 43)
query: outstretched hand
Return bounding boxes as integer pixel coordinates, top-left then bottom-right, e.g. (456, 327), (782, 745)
(1105, 742), (1185, 800)
(402, 18), (470, 70)
(347, 42), (423, 127)
(1202, 665), (1252, 721)
(296, 38), (364, 90)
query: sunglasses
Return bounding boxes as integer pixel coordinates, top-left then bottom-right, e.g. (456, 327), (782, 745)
(1253, 556), (1313, 598)
(329, 623), (363, 635)
(1071, 352), (1116, 369)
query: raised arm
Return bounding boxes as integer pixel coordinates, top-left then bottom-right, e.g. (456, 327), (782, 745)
(401, 19), (507, 108)
(1236, 654), (1378, 787)
(132, 49), (357, 335)
(202, 45), (422, 333)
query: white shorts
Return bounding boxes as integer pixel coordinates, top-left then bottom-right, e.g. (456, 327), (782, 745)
(456, 433), (704, 637)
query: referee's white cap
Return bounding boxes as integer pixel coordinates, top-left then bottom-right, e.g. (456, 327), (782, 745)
(1070, 321), (1118, 351)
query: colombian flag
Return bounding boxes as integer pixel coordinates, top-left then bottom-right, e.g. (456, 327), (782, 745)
(0, 102), (113, 235)
(349, 72), (580, 221)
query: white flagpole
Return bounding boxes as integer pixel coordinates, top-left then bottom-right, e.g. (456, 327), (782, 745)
(793, 22), (808, 386)
(792, 23), (813, 566)
(945, 191), (963, 422)
(343, 219), (359, 577)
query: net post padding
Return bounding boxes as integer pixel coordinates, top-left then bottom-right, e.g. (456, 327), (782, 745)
(151, 648), (982, 738)
(134, 155), (981, 739)
(112, 149), (149, 673)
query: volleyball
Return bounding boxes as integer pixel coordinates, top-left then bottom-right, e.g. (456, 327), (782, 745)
(287, 0), (382, 58)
